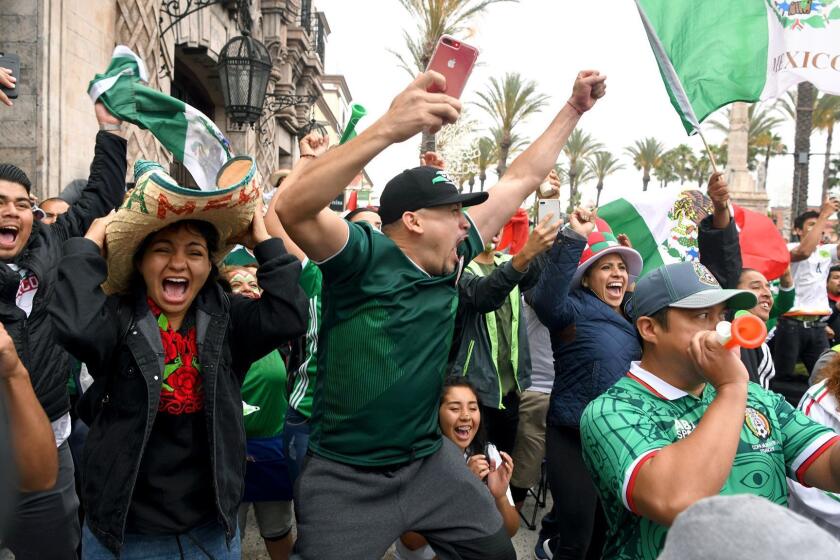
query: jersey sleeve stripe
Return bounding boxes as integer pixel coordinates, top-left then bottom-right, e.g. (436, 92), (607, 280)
(793, 434), (840, 486)
(622, 449), (660, 513)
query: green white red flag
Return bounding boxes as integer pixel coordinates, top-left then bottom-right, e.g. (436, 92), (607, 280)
(598, 188), (789, 280)
(88, 46), (232, 190)
(635, 0), (840, 134)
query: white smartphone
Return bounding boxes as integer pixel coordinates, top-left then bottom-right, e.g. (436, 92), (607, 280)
(538, 199), (562, 224)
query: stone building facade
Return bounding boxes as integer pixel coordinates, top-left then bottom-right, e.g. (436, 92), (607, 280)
(1, 0), (333, 199)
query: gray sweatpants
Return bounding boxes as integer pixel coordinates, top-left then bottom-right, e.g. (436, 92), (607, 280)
(292, 438), (515, 560)
(3, 441), (80, 560)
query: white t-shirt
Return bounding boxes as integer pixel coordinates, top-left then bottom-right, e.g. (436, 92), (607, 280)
(6, 263), (38, 317)
(787, 243), (838, 315)
(788, 381), (840, 536)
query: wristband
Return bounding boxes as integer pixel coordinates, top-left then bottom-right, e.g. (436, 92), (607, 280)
(566, 100), (584, 116)
(299, 154), (316, 159)
(99, 123), (123, 131)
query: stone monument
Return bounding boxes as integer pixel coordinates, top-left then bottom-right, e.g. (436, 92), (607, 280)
(725, 102), (770, 214)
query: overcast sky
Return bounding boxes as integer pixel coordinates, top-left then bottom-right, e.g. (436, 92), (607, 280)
(316, 0), (831, 209)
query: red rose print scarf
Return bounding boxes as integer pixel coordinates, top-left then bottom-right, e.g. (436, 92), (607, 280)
(147, 298), (204, 415)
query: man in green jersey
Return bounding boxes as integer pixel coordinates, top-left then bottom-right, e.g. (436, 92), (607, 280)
(277, 70), (607, 559)
(265, 132), (383, 485)
(580, 261), (840, 560)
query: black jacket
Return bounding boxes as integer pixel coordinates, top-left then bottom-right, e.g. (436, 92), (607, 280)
(698, 215), (771, 386)
(450, 253), (543, 407)
(0, 131), (126, 421)
(50, 236), (307, 554)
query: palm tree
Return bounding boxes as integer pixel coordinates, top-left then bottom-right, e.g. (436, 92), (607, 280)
(753, 131), (787, 192)
(475, 136), (496, 192)
(709, 103), (784, 170)
(691, 151), (712, 188)
(653, 150), (680, 188)
(667, 144), (696, 185)
(586, 151), (624, 207)
(562, 130), (603, 212)
(393, 0), (515, 153)
(625, 137), (665, 191)
(565, 160), (595, 209)
(814, 95), (840, 198)
(475, 72), (549, 177)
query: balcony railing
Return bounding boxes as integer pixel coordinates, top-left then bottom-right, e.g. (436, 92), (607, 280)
(291, 2), (325, 64)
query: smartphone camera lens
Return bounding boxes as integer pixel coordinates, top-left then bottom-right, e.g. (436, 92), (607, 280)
(442, 37), (452, 46)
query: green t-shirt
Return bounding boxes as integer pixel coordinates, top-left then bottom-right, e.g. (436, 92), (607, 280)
(580, 363), (838, 560)
(310, 216), (484, 466)
(767, 284), (796, 332)
(241, 350), (287, 438)
(288, 259), (322, 419)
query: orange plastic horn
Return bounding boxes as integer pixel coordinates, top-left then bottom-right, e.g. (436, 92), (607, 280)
(716, 312), (767, 350)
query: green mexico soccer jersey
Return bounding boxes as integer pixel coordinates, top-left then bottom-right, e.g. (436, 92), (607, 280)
(580, 362), (839, 560)
(310, 216), (484, 466)
(288, 259), (322, 419)
(241, 350), (287, 438)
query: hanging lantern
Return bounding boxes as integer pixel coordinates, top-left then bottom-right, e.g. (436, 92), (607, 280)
(217, 34), (271, 124)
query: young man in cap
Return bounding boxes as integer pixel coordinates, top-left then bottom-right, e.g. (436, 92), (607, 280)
(0, 102), (126, 559)
(277, 69), (606, 559)
(580, 261), (840, 560)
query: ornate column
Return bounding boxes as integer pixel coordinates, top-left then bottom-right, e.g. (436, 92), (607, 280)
(725, 102), (769, 214)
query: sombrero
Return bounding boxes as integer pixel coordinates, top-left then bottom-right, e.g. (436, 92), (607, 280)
(103, 156), (260, 294)
(570, 221), (643, 289)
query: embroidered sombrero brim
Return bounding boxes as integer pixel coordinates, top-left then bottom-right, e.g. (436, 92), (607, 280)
(103, 157), (260, 294)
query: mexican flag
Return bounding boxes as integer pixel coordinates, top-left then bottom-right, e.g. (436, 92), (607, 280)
(636, 0), (840, 134)
(88, 46), (232, 190)
(599, 188), (789, 280)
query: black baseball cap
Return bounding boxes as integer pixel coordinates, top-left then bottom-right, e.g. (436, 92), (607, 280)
(378, 166), (488, 226)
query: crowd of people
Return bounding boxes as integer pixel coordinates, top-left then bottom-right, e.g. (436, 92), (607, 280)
(4, 61), (840, 560)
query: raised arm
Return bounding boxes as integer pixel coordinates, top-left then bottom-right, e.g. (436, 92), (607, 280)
(49, 215), (120, 374)
(0, 324), (57, 491)
(459, 216), (559, 313)
(791, 199), (838, 262)
(228, 208), (307, 375)
(264, 133), (330, 262)
(468, 71), (606, 241)
(53, 103), (127, 242)
(276, 72), (461, 262)
(532, 209), (594, 331)
(699, 173), (744, 288)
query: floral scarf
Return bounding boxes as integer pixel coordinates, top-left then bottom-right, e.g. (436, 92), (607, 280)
(147, 298), (204, 415)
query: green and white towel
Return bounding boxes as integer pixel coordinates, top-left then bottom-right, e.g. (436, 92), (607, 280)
(88, 46), (232, 190)
(636, 0), (840, 134)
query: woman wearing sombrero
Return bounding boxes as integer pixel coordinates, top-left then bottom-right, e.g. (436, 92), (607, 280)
(49, 151), (308, 559)
(530, 207), (643, 560)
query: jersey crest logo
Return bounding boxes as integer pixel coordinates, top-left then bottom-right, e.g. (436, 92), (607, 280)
(745, 407), (772, 439)
(674, 418), (696, 439)
(692, 262), (720, 287)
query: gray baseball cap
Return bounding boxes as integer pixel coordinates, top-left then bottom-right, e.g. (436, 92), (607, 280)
(627, 261), (757, 321)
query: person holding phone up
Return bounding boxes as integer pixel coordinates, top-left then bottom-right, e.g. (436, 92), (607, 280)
(276, 68), (606, 560)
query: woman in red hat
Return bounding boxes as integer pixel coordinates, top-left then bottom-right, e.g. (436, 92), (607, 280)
(530, 207), (642, 560)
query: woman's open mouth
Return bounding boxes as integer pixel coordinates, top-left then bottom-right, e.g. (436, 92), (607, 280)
(454, 424), (472, 442)
(161, 277), (189, 304)
(606, 281), (624, 298)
